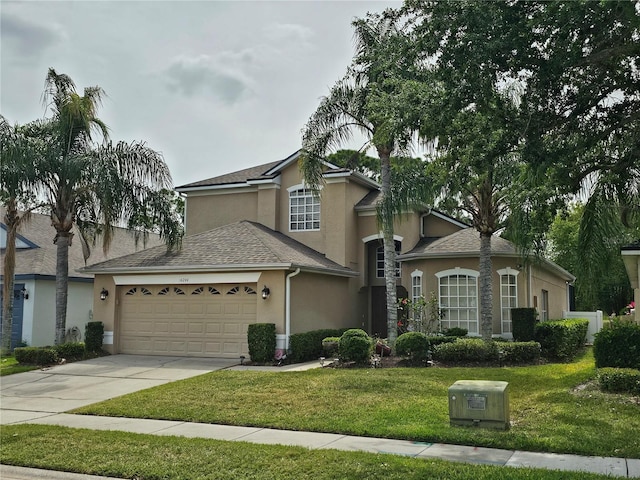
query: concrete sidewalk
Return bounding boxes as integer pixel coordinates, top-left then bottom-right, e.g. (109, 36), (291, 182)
(3, 412), (640, 478)
(2, 356), (639, 478)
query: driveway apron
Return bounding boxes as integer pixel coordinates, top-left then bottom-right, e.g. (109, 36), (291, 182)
(0, 355), (238, 424)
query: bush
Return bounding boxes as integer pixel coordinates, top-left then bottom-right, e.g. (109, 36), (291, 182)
(511, 308), (538, 342)
(14, 346), (58, 366)
(247, 323), (276, 364)
(85, 321), (104, 353)
(432, 338), (498, 363)
(597, 367), (640, 395)
(339, 330), (372, 364)
(443, 327), (468, 337)
(55, 342), (86, 361)
(395, 332), (430, 363)
(497, 341), (541, 364)
(593, 320), (640, 369)
(534, 318), (588, 361)
(425, 335), (457, 347)
(321, 337), (340, 357)
(289, 328), (350, 363)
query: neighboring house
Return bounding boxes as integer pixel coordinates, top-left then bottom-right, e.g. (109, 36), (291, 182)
(84, 150), (575, 359)
(622, 240), (639, 323)
(0, 210), (161, 349)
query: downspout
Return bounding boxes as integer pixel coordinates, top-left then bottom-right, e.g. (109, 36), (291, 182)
(285, 268), (301, 351)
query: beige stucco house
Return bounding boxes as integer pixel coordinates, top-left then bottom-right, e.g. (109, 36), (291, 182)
(622, 240), (639, 323)
(83, 151), (575, 358)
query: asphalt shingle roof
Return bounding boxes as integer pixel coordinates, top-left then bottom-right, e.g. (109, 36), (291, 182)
(176, 161), (282, 189)
(400, 228), (517, 258)
(83, 221), (357, 276)
(1, 210), (162, 279)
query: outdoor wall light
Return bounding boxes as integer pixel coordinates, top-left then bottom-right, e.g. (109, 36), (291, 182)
(100, 288), (109, 301)
(261, 285), (270, 300)
(20, 287), (29, 300)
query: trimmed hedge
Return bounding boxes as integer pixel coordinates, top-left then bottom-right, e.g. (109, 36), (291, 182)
(597, 367), (640, 395)
(14, 347), (57, 366)
(534, 318), (588, 361)
(85, 321), (104, 353)
(498, 341), (541, 364)
(425, 335), (457, 347)
(593, 320), (640, 369)
(395, 332), (429, 363)
(55, 342), (86, 361)
(512, 308), (537, 342)
(433, 338), (498, 363)
(247, 323), (276, 364)
(443, 327), (468, 337)
(289, 328), (350, 363)
(339, 329), (372, 364)
(321, 337), (340, 357)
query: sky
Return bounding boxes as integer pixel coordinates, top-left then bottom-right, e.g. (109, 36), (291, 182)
(1, 0), (401, 187)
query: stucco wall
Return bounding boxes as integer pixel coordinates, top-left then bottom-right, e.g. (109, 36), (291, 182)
(530, 265), (570, 319)
(185, 189), (259, 235)
(290, 272), (356, 334)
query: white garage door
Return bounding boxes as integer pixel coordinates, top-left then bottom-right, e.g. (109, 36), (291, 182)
(118, 284), (257, 358)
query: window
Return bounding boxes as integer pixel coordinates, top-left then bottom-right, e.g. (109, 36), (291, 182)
(289, 187), (320, 231)
(376, 241), (401, 278)
(436, 269), (479, 335)
(411, 270), (423, 322)
(541, 289), (549, 321)
(498, 268), (519, 335)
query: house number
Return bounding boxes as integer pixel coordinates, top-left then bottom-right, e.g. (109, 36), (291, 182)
(179, 277), (189, 283)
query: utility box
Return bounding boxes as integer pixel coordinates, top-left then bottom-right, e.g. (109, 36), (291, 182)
(448, 380), (510, 430)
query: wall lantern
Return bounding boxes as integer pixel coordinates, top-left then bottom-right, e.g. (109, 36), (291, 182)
(261, 285), (270, 300)
(21, 287), (29, 300)
(100, 288), (109, 301)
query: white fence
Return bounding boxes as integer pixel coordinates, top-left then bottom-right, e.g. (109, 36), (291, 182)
(563, 310), (603, 344)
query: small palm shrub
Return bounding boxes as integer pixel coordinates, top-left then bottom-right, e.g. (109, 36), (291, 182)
(339, 329), (372, 364)
(395, 332), (429, 364)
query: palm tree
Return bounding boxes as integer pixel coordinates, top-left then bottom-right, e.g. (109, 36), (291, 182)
(37, 68), (183, 345)
(0, 117), (42, 352)
(301, 13), (421, 345)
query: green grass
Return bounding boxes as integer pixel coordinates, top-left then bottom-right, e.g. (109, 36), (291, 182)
(72, 349), (640, 458)
(0, 355), (38, 376)
(0, 424), (618, 480)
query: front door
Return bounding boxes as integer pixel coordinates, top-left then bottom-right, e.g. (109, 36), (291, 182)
(371, 285), (408, 339)
(0, 283), (25, 349)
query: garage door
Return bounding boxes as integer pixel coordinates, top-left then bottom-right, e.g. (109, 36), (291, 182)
(118, 284), (257, 358)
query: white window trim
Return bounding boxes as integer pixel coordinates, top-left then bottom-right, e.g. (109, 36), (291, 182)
(497, 268), (520, 335)
(411, 269), (423, 302)
(376, 242), (401, 278)
(436, 268), (479, 335)
(288, 184), (321, 232)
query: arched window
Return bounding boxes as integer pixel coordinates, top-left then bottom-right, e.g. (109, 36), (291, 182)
(436, 268), (479, 335)
(289, 185), (320, 231)
(376, 241), (401, 278)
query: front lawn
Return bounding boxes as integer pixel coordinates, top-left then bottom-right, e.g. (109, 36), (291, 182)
(73, 349), (640, 458)
(0, 424), (618, 480)
(0, 355), (38, 376)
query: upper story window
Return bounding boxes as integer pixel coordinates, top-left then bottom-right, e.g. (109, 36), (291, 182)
(376, 241), (401, 278)
(289, 186), (320, 231)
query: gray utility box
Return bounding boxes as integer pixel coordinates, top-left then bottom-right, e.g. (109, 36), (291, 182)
(448, 380), (510, 430)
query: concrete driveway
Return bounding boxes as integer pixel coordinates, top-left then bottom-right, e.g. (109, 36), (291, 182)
(0, 355), (238, 425)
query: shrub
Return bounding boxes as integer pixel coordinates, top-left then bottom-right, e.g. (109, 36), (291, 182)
(443, 327), (467, 337)
(534, 318), (588, 361)
(55, 342), (86, 361)
(497, 341), (541, 364)
(289, 328), (349, 363)
(395, 332), (430, 363)
(511, 308), (538, 342)
(597, 367), (640, 395)
(425, 335), (457, 347)
(247, 323), (276, 364)
(593, 320), (640, 369)
(432, 338), (498, 363)
(339, 330), (372, 364)
(85, 321), (104, 353)
(14, 347), (58, 366)
(321, 337), (340, 357)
